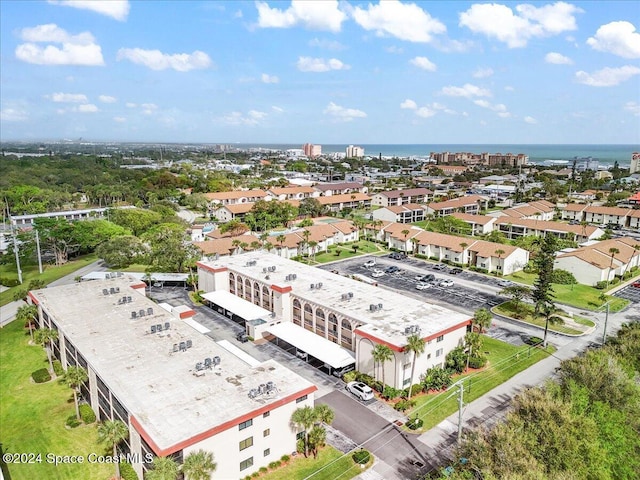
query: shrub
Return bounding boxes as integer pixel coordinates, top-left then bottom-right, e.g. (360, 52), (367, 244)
(406, 417), (424, 430)
(119, 462), (138, 480)
(296, 439), (305, 455)
(28, 279), (46, 290)
(65, 415), (80, 428)
(468, 356), (488, 369)
(422, 366), (452, 391)
(52, 360), (64, 376)
(394, 399), (416, 412)
(550, 269), (577, 285)
(415, 254), (427, 260)
(343, 371), (357, 384)
(13, 287), (28, 302)
(243, 476), (252, 480)
(280, 454), (290, 463)
(268, 461), (279, 469)
(0, 277), (19, 287)
(352, 449), (371, 465)
(79, 404), (96, 424)
(259, 467), (268, 474)
(445, 346), (467, 374)
(381, 386), (402, 401)
(32, 368), (51, 383)
(251, 472), (260, 478)
(595, 281), (607, 290)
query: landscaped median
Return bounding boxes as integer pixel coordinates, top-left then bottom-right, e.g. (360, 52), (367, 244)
(492, 301), (595, 336)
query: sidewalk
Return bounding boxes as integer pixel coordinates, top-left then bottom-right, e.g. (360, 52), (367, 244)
(0, 299), (26, 327)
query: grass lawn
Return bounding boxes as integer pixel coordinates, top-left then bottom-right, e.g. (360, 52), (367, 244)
(258, 446), (369, 480)
(493, 302), (584, 335)
(407, 337), (554, 432)
(0, 254), (98, 307)
(307, 241), (385, 264)
(0, 320), (112, 480)
(505, 271), (629, 312)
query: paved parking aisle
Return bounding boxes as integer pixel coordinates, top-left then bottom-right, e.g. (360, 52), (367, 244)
(614, 284), (640, 303)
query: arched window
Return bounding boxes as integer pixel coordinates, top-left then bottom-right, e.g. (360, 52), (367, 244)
(229, 272), (236, 295)
(262, 286), (271, 310)
(236, 276), (244, 298)
(293, 299), (302, 326)
(244, 279), (252, 301)
(328, 313), (338, 340)
(315, 308), (326, 336)
(341, 319), (352, 330)
(253, 282), (261, 306)
(341, 319), (353, 349)
(304, 304), (313, 331)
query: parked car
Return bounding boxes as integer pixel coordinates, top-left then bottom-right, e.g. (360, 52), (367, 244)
(371, 270), (385, 278)
(385, 265), (400, 274)
(363, 259), (376, 268)
(439, 280), (454, 288)
(433, 264), (447, 270)
(332, 364), (355, 378)
(346, 381), (374, 401)
(498, 280), (515, 288)
(415, 274), (426, 281)
(415, 282), (432, 290)
(236, 331), (249, 343)
(449, 268), (463, 275)
(631, 281), (640, 288)
(424, 274), (435, 283)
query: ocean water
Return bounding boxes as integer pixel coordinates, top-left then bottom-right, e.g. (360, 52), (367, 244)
(239, 144), (638, 167)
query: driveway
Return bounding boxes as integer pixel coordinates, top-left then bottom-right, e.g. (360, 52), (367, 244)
(317, 390), (434, 480)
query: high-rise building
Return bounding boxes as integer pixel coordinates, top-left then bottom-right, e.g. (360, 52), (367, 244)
(346, 145), (364, 158)
(630, 152), (640, 174)
(302, 143), (321, 157)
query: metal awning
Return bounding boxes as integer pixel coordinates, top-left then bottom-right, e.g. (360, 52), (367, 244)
(266, 322), (355, 369)
(202, 291), (270, 321)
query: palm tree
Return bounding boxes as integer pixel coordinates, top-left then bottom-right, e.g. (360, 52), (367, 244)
(313, 404), (335, 427)
(405, 334), (426, 399)
(606, 247), (620, 288)
(263, 241), (274, 253)
(231, 239), (241, 255)
(459, 242), (468, 265)
(147, 456), (180, 480)
(16, 304), (38, 342)
(34, 328), (58, 373)
(250, 240), (261, 251)
(308, 425), (327, 459)
(401, 229), (410, 252)
(371, 344), (393, 386)
(290, 405), (316, 457)
(97, 419), (128, 479)
(539, 301), (562, 348)
(308, 240), (318, 263)
(465, 332), (482, 371)
(183, 449), (216, 480)
(494, 249), (506, 275)
(472, 308), (492, 333)
(64, 366), (88, 420)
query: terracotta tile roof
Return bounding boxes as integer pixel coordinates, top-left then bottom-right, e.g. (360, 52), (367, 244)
(584, 205), (631, 216)
(385, 203), (427, 214)
(450, 212), (496, 225)
(557, 248), (615, 269)
(428, 194), (486, 211)
(220, 203), (255, 214)
(562, 203), (588, 212)
(557, 236), (640, 269)
(329, 221), (358, 234)
(268, 186), (317, 195)
(494, 218), (599, 236)
(467, 240), (518, 258)
(314, 182), (363, 192)
(629, 210), (640, 218)
(383, 223), (423, 239)
(204, 189), (267, 201)
(193, 234), (260, 256)
(316, 192), (370, 205)
(376, 188), (432, 199)
(413, 231), (471, 252)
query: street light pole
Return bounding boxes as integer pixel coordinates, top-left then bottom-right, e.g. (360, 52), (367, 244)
(602, 302), (610, 345)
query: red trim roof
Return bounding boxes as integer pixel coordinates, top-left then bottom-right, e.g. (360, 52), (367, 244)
(271, 284), (292, 293)
(130, 385), (318, 456)
(355, 319), (471, 350)
(197, 262), (228, 274)
(28, 291), (39, 305)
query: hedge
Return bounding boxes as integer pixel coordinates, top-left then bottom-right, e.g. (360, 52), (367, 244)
(352, 449), (371, 465)
(119, 462), (138, 480)
(468, 356), (488, 369)
(65, 415), (81, 428)
(406, 417), (424, 430)
(79, 404), (96, 424)
(52, 360), (64, 377)
(32, 368), (51, 383)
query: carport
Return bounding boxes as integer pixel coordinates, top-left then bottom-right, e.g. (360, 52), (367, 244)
(266, 322), (355, 375)
(201, 291), (271, 332)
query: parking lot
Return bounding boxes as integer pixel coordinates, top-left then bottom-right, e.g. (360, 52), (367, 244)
(320, 254), (507, 313)
(614, 283), (640, 303)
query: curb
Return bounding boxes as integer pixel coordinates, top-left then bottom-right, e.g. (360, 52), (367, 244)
(489, 306), (590, 337)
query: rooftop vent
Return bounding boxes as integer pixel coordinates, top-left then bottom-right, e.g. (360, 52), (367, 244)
(102, 289), (109, 296)
(131, 311), (137, 319)
(404, 324), (421, 335)
(248, 381), (277, 399)
(147, 307), (154, 316)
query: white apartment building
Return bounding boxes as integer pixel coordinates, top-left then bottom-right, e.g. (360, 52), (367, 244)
(29, 278), (315, 480)
(346, 145), (365, 158)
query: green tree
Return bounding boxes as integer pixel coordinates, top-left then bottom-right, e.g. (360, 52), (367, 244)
(298, 198), (325, 218)
(313, 404), (335, 426)
(96, 235), (148, 268)
(371, 343), (394, 386)
(405, 334), (426, 399)
(218, 219), (249, 236)
(532, 234), (558, 315)
(606, 247), (620, 288)
(540, 301), (562, 348)
(308, 425), (327, 459)
(472, 308), (492, 333)
(146, 456), (180, 480)
(291, 406), (316, 458)
(64, 366), (88, 420)
(34, 328), (58, 373)
(16, 304), (38, 342)
(500, 285), (531, 316)
(182, 449), (216, 480)
(97, 420), (129, 480)
(143, 224), (200, 272)
(109, 208), (163, 236)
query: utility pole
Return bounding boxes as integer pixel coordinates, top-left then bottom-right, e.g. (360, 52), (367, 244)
(457, 381), (464, 445)
(602, 302), (610, 345)
(11, 220), (23, 284)
(35, 229), (43, 274)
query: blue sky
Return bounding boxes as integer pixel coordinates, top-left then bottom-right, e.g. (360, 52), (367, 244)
(1, 0), (639, 144)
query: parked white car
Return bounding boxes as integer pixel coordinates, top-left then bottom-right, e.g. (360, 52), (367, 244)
(439, 279), (454, 288)
(371, 269), (385, 278)
(415, 282), (431, 290)
(363, 259), (376, 268)
(346, 381), (374, 401)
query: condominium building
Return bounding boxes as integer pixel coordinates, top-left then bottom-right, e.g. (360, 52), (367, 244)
(302, 143), (322, 158)
(630, 152), (640, 174)
(346, 145), (365, 158)
(29, 278), (315, 479)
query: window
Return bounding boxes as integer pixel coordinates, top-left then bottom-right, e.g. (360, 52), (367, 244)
(240, 457), (253, 471)
(403, 378), (411, 386)
(436, 348), (443, 357)
(427, 353), (431, 359)
(239, 419), (253, 430)
(296, 431), (305, 440)
(263, 411), (270, 418)
(239, 437), (253, 451)
(264, 428), (270, 437)
(436, 335), (444, 342)
(296, 395), (307, 403)
(264, 449), (270, 457)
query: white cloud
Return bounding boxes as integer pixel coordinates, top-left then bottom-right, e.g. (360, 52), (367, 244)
(234, 9), (243, 19)
(15, 24), (104, 66)
(432, 102), (457, 114)
(219, 110), (268, 126)
(116, 48), (212, 71)
(624, 101), (640, 116)
(400, 99), (417, 110)
(47, 92), (88, 103)
(587, 21), (640, 59)
(505, 85), (515, 92)
(296, 56), (350, 72)
(113, 116), (127, 123)
(352, 0), (447, 43)
(255, 0), (346, 32)
(441, 83), (491, 98)
(0, 108), (28, 122)
(271, 106), (284, 113)
(524, 116), (538, 124)
(76, 103), (98, 113)
(323, 102), (367, 122)
(575, 65), (640, 87)
(98, 95), (117, 103)
(141, 103), (158, 115)
(410, 56), (437, 71)
(459, 2), (582, 48)
(473, 67), (494, 78)
(416, 106), (436, 118)
(48, 1), (130, 21)
(474, 99), (510, 116)
(545, 52), (573, 64)
(125, 102), (137, 108)
(352, 0), (446, 43)
(308, 38), (345, 50)
(385, 45), (404, 54)
(261, 73), (279, 84)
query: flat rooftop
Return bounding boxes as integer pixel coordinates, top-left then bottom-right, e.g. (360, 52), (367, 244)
(202, 252), (470, 347)
(31, 278), (315, 453)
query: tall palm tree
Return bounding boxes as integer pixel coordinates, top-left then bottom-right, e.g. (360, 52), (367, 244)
(34, 328), (58, 373)
(313, 404), (334, 426)
(371, 344), (393, 386)
(64, 366), (88, 420)
(472, 308), (492, 333)
(290, 405), (316, 457)
(147, 456), (180, 480)
(97, 420), (128, 480)
(459, 242), (469, 265)
(16, 304), (38, 342)
(308, 240), (318, 263)
(308, 425), (327, 459)
(405, 334), (426, 399)
(606, 247), (620, 288)
(183, 449), (216, 480)
(540, 301), (562, 348)
(401, 229), (410, 251)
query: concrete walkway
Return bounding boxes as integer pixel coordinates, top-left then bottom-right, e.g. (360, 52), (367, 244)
(0, 299), (26, 327)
